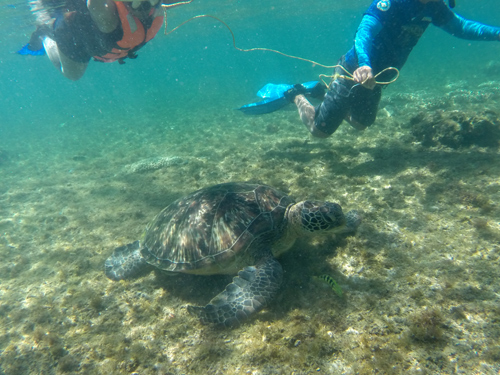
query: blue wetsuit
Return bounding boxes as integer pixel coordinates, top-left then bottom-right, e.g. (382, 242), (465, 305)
(314, 0), (500, 136)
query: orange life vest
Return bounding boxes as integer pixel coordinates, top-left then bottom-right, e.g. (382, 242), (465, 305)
(94, 2), (164, 63)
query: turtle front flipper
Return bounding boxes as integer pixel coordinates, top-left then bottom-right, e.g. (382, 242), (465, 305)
(188, 256), (283, 328)
(105, 240), (151, 280)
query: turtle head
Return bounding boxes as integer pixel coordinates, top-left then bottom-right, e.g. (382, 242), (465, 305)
(289, 201), (347, 234)
(274, 201), (360, 258)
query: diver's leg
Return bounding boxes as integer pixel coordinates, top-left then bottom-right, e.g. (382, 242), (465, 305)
(344, 113), (368, 130)
(27, 26), (49, 51)
(310, 78), (351, 137)
(292, 77), (351, 138)
(42, 36), (62, 70)
(43, 37), (88, 81)
(347, 85), (382, 130)
(294, 95), (331, 138)
(58, 50), (88, 81)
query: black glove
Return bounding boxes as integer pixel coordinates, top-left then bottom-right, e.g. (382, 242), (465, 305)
(284, 84), (307, 102)
(308, 82), (326, 99)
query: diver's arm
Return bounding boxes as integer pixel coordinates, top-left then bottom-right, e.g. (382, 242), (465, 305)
(87, 0), (119, 33)
(441, 13), (500, 41)
(354, 14), (383, 68)
(353, 14), (381, 89)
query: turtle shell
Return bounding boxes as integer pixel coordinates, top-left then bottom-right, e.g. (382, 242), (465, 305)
(141, 182), (294, 274)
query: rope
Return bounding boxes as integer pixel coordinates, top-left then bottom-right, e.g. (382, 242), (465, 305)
(162, 0), (193, 9)
(319, 66), (400, 89)
(161, 5), (400, 87)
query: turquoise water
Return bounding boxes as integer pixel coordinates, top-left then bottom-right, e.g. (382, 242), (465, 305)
(1, 1), (500, 374)
(1, 0), (499, 134)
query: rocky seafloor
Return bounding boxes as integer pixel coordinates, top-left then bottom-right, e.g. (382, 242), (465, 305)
(1, 78), (500, 375)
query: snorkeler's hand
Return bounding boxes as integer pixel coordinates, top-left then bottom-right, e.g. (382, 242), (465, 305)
(353, 66), (376, 90)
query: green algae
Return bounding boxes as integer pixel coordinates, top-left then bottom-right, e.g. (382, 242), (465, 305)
(0, 80), (500, 374)
(409, 308), (446, 343)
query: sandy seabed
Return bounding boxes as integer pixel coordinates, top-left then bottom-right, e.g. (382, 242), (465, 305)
(1, 79), (500, 375)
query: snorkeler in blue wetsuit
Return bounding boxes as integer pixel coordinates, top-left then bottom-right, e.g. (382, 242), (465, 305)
(285, 0), (500, 138)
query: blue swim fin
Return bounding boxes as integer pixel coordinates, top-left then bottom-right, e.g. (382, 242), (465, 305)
(17, 43), (46, 56)
(238, 96), (290, 115)
(237, 81), (321, 115)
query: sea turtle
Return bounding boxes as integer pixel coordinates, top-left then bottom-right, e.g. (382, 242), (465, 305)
(105, 182), (361, 327)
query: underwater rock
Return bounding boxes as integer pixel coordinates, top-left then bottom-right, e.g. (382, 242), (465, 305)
(447, 82), (500, 106)
(410, 109), (500, 148)
(123, 156), (186, 174)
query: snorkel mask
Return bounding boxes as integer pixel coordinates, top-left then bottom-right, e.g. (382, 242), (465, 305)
(448, 0), (455, 8)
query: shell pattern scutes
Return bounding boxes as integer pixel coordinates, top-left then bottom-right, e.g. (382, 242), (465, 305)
(140, 183), (293, 272)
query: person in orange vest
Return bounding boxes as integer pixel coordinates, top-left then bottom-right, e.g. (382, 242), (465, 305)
(19, 0), (168, 80)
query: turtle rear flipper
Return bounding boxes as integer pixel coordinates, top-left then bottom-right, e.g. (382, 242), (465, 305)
(105, 241), (151, 280)
(188, 256), (283, 328)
